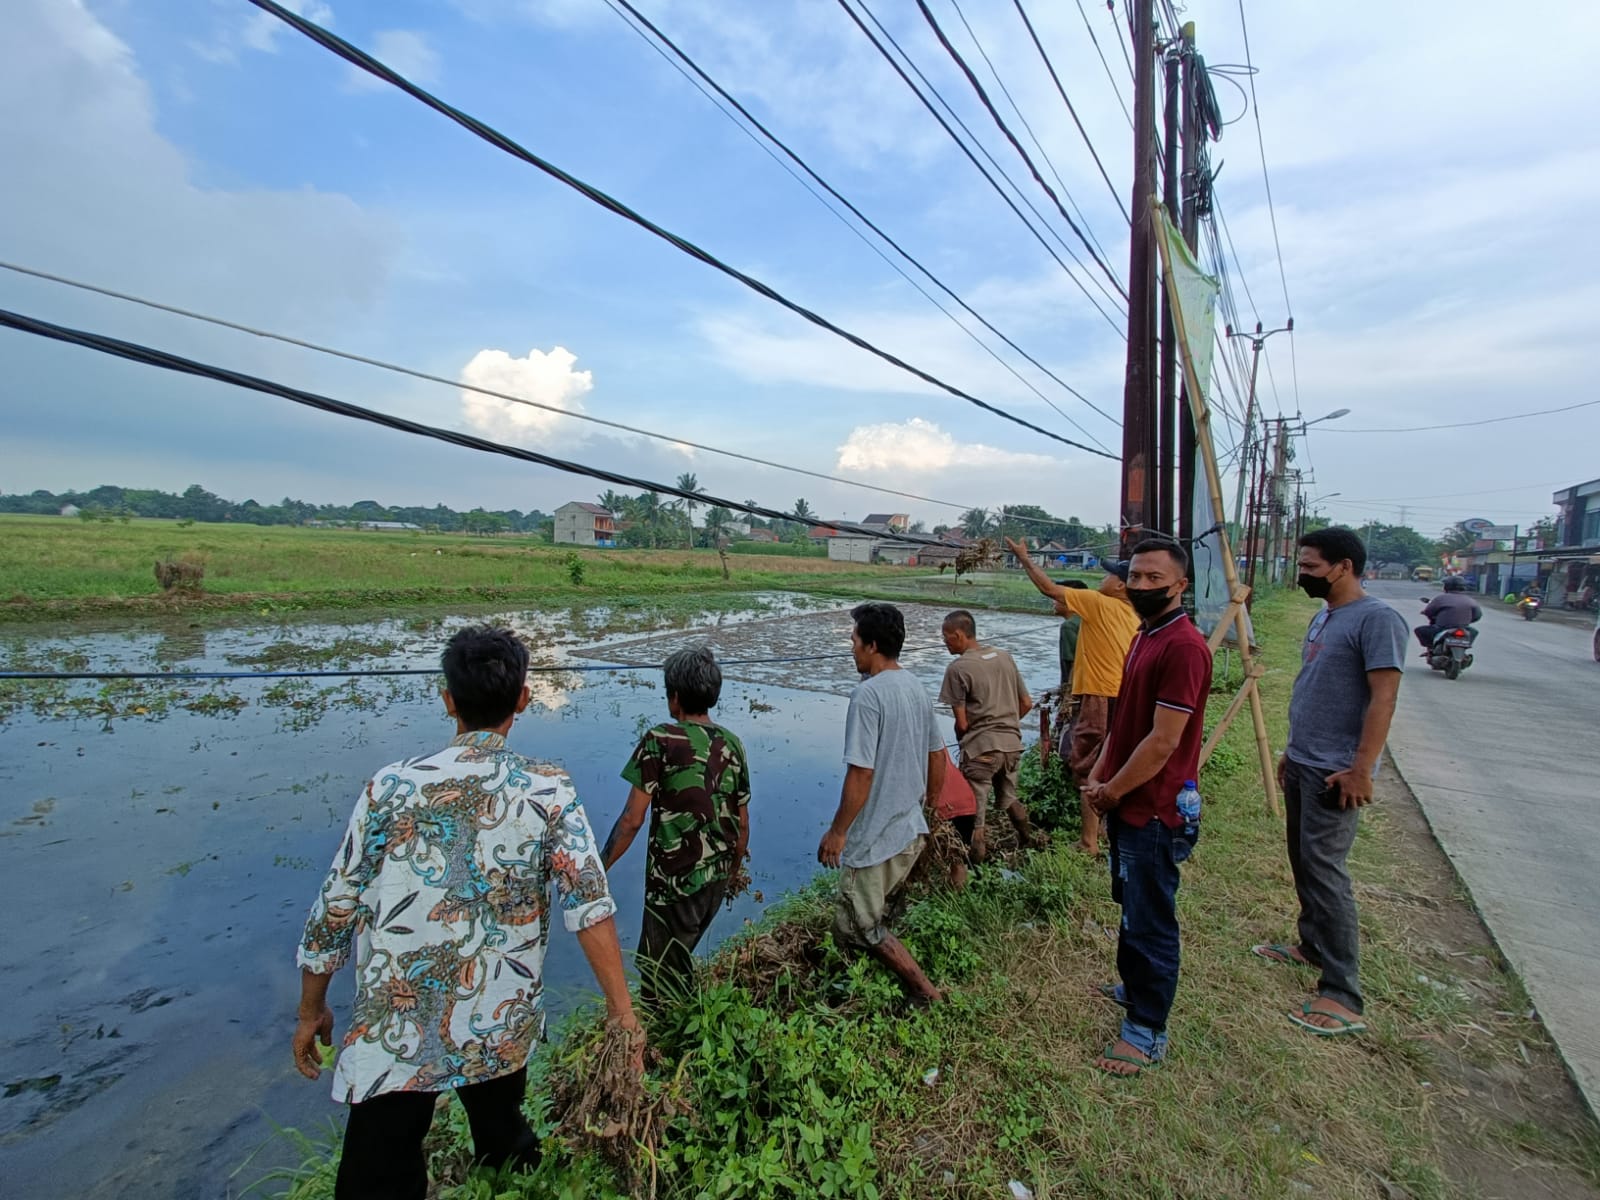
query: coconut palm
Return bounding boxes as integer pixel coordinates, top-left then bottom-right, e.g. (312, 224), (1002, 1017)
(960, 507), (993, 538)
(596, 489), (626, 517)
(675, 472), (705, 548)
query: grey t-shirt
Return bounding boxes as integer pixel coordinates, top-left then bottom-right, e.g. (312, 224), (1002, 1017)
(841, 667), (943, 868)
(1286, 595), (1409, 775)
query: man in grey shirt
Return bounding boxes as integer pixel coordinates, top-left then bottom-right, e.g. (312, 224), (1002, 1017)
(1253, 527), (1408, 1038)
(819, 602), (946, 1004)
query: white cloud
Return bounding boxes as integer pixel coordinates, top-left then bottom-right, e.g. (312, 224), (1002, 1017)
(835, 417), (1054, 475)
(345, 30), (439, 92)
(190, 0), (333, 64)
(458, 346), (594, 444)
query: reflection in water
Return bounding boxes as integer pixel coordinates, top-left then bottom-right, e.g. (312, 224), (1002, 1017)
(0, 596), (1059, 1199)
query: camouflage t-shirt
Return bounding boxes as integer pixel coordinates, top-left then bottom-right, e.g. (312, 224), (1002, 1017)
(620, 721), (751, 904)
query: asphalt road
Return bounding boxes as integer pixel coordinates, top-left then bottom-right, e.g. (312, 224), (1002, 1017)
(1365, 580), (1600, 1115)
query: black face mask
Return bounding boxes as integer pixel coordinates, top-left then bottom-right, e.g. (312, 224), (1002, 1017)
(1126, 586), (1175, 618)
(1298, 572), (1333, 599)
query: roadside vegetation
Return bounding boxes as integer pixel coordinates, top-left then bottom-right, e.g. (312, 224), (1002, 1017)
(250, 590), (1600, 1200)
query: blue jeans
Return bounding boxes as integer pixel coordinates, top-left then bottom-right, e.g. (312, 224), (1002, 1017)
(1108, 817), (1191, 1059)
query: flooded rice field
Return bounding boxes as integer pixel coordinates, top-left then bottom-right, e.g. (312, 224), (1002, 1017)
(0, 594), (1061, 1198)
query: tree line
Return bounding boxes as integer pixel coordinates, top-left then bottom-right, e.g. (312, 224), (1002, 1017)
(0, 484), (550, 534)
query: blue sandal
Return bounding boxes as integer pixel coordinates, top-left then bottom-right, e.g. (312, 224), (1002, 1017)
(1287, 1001), (1367, 1037)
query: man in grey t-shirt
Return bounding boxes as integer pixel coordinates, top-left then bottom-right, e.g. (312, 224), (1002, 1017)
(819, 602), (946, 1004)
(1253, 527), (1408, 1039)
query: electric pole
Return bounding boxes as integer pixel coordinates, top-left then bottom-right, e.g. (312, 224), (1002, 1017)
(1177, 23), (1204, 557)
(1119, 0), (1157, 555)
(1225, 320), (1293, 536)
(1158, 40), (1180, 536)
(1265, 416), (1290, 585)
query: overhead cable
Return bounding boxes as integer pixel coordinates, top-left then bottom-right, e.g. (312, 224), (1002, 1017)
(598, 0), (1118, 436)
(914, 0), (1126, 298)
(244, 0), (1114, 459)
(0, 306), (982, 545)
(0, 260), (1109, 515)
(944, 0), (1119, 272)
(1011, 0), (1130, 222)
(1235, 0), (1300, 411)
(1074, 0), (1131, 126)
(1319, 399), (1600, 434)
(833, 0), (1129, 337)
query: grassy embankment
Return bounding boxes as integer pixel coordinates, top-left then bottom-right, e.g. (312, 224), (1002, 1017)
(0, 515), (904, 622)
(256, 589), (1600, 1200)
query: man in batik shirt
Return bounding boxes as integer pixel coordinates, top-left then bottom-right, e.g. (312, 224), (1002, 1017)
(292, 625), (640, 1200)
(603, 645), (751, 1005)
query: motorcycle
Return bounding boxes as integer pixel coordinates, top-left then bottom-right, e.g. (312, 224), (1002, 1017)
(1427, 625), (1477, 680)
(1518, 595), (1541, 621)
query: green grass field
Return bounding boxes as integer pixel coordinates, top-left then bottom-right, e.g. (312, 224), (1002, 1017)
(0, 514), (906, 620)
(258, 589), (1600, 1199)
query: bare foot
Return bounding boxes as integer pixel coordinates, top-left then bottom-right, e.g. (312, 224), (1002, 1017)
(1095, 1038), (1157, 1075)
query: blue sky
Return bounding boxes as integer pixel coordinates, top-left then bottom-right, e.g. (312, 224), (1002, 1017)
(4, 0), (1597, 538)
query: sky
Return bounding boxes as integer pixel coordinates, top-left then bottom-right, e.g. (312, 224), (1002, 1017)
(3, 0), (1597, 541)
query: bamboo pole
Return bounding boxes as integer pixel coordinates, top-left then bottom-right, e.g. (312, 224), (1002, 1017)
(1152, 201), (1280, 815)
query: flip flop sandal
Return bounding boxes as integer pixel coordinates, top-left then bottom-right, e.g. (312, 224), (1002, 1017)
(1252, 943), (1314, 968)
(1287, 1001), (1367, 1037)
(1095, 983), (1131, 1010)
(1098, 1044), (1161, 1075)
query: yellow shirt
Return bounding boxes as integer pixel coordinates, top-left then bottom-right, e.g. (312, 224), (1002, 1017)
(1056, 588), (1140, 698)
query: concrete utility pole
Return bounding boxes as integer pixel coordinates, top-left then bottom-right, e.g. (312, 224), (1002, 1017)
(1225, 320), (1293, 536)
(1158, 41), (1181, 536)
(1177, 22), (1203, 556)
(1119, 0), (1158, 555)
(1265, 416), (1290, 584)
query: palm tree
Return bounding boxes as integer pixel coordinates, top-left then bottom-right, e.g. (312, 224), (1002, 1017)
(704, 505), (732, 545)
(960, 507), (993, 539)
(675, 472), (705, 549)
(792, 498), (816, 522)
(596, 489), (626, 517)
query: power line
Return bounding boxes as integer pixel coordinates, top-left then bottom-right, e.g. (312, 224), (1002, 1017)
(598, 0), (1118, 438)
(1320, 399), (1600, 433)
(834, 0), (1129, 336)
(915, 0), (1126, 297)
(945, 0), (1120, 274)
(0, 306), (994, 545)
(245, 0), (1114, 460)
(0, 306), (1113, 543)
(1236, 0), (1300, 412)
(1, 260), (1104, 515)
(1073, 0), (1132, 127)
(1011, 0), (1130, 222)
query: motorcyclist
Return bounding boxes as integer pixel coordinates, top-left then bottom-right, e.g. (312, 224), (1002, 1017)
(1415, 576), (1482, 652)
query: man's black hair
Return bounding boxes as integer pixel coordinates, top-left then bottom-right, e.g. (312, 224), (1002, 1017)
(942, 609), (977, 638)
(441, 625), (530, 729)
(1055, 578), (1089, 590)
(1298, 526), (1367, 575)
(663, 645), (722, 715)
(851, 601), (906, 659)
(1129, 536), (1190, 576)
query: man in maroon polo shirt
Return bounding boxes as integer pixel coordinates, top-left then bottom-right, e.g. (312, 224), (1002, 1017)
(1083, 538), (1213, 1076)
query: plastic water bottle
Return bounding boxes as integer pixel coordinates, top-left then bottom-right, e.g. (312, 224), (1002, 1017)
(1176, 780), (1202, 838)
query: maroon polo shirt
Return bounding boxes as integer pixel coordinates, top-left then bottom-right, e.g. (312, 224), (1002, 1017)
(1102, 607), (1213, 830)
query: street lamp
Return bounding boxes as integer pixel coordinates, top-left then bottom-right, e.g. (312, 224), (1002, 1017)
(1301, 408), (1350, 430)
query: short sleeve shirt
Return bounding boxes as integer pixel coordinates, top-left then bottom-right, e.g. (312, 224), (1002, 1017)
(938, 645), (1029, 758)
(841, 668), (943, 868)
(1422, 594), (1480, 628)
(1101, 611), (1213, 829)
(1286, 596), (1409, 775)
(1055, 588), (1142, 698)
(621, 721), (750, 904)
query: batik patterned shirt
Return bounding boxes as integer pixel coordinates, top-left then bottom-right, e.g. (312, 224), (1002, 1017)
(297, 731), (616, 1103)
(620, 721), (750, 904)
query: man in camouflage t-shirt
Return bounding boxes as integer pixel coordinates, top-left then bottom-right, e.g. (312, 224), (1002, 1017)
(602, 646), (751, 1004)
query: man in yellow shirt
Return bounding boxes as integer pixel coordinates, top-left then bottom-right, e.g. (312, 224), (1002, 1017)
(1005, 537), (1140, 855)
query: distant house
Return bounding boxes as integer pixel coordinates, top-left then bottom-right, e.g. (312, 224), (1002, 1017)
(808, 522), (842, 545)
(747, 528), (780, 543)
(553, 501), (616, 547)
(826, 534), (879, 563)
(862, 512), (911, 533)
(357, 520), (420, 531)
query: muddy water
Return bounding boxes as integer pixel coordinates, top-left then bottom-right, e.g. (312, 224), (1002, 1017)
(0, 596), (1060, 1198)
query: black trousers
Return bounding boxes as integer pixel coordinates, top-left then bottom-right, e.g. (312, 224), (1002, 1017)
(334, 1066), (539, 1200)
(637, 884), (724, 1006)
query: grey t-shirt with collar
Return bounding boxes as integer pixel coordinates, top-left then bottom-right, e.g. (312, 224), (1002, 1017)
(1286, 595), (1409, 775)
